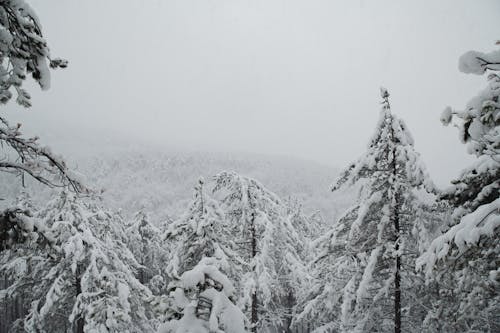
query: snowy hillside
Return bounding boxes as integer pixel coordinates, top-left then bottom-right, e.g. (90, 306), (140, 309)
(1, 148), (352, 225)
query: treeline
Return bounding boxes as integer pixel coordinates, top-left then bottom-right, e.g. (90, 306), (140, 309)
(0, 172), (322, 332)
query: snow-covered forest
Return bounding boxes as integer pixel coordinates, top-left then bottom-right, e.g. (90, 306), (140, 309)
(0, 0), (498, 332)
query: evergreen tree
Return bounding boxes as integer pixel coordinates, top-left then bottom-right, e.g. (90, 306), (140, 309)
(126, 210), (166, 285)
(213, 172), (306, 332)
(296, 88), (437, 333)
(0, 0), (67, 107)
(1, 191), (155, 332)
(281, 198), (320, 331)
(0, 192), (41, 332)
(161, 178), (247, 333)
(417, 45), (500, 332)
(0, 0), (83, 191)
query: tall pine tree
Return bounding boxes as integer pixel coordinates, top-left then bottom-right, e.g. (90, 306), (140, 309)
(296, 88), (437, 333)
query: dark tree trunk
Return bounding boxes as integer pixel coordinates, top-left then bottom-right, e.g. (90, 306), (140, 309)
(75, 267), (84, 333)
(250, 210), (258, 333)
(394, 207), (401, 333)
(392, 162), (402, 331)
(251, 291), (258, 333)
(284, 291), (294, 333)
(389, 110), (402, 333)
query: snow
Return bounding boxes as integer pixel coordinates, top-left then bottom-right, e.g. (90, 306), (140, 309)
(417, 198), (500, 275)
(380, 86), (389, 99)
(202, 288), (246, 333)
(158, 306), (208, 333)
(459, 49), (500, 75)
(356, 246), (381, 303)
(340, 275), (356, 326)
(36, 55), (51, 91)
(348, 191), (382, 241)
(440, 106), (453, 125)
(180, 260), (235, 297)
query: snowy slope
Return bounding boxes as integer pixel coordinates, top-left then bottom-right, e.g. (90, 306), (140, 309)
(1, 147), (350, 226)
(80, 150), (343, 223)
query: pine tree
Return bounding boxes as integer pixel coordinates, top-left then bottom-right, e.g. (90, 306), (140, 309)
(213, 172), (306, 332)
(126, 210), (167, 285)
(282, 199), (321, 332)
(296, 88), (437, 333)
(0, 0), (68, 107)
(0, 0), (83, 192)
(417, 45), (500, 332)
(0, 192), (41, 332)
(161, 178), (247, 333)
(1, 191), (155, 332)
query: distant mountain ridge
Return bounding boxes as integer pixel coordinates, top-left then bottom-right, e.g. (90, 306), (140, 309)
(1, 146), (352, 226)
(78, 150), (343, 223)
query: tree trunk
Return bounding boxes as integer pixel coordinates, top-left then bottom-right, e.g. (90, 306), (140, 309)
(75, 267), (84, 333)
(394, 230), (401, 333)
(393, 177), (402, 333)
(251, 291), (258, 333)
(250, 210), (258, 333)
(284, 290), (294, 333)
(389, 111), (402, 333)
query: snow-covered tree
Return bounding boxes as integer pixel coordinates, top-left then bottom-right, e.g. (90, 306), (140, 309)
(158, 256), (247, 333)
(296, 88), (438, 333)
(285, 197), (324, 243)
(279, 198), (321, 331)
(161, 178), (247, 333)
(0, 0), (67, 107)
(0, 116), (85, 191)
(126, 210), (167, 285)
(417, 45), (500, 332)
(1, 191), (155, 332)
(213, 172), (307, 332)
(0, 0), (84, 192)
(0, 191), (40, 332)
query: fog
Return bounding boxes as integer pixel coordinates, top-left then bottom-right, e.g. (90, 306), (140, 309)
(4, 0), (500, 186)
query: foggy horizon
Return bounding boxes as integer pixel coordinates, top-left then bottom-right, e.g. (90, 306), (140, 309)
(4, 0), (500, 186)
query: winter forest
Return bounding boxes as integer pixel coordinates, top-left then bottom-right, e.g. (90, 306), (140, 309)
(0, 0), (498, 332)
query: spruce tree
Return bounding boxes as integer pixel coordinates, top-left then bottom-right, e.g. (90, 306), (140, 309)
(126, 210), (166, 285)
(213, 172), (306, 332)
(162, 178), (247, 333)
(1, 191), (155, 332)
(417, 45), (499, 332)
(297, 88), (437, 333)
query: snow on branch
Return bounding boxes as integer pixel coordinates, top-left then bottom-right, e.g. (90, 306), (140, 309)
(417, 198), (500, 277)
(0, 0), (68, 107)
(0, 116), (86, 192)
(459, 49), (500, 75)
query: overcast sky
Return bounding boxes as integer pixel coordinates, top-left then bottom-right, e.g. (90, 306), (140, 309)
(4, 0), (500, 186)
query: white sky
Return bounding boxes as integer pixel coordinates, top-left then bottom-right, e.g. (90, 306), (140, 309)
(4, 0), (500, 187)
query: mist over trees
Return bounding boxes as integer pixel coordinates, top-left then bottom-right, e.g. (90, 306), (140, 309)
(0, 1), (498, 332)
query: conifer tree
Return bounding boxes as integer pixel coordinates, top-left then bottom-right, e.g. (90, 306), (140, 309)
(417, 45), (500, 332)
(0, 0), (84, 192)
(161, 178), (247, 333)
(126, 210), (166, 285)
(296, 88), (437, 333)
(0, 192), (41, 332)
(213, 172), (306, 332)
(1, 191), (155, 332)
